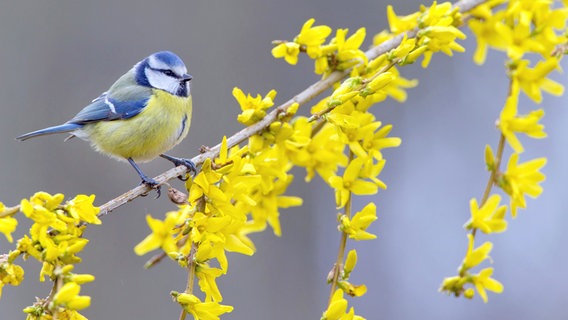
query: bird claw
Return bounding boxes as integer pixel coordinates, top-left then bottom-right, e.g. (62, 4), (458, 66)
(160, 154), (197, 181)
(140, 177), (162, 198)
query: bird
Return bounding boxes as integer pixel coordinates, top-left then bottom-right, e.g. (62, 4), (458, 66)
(16, 51), (196, 196)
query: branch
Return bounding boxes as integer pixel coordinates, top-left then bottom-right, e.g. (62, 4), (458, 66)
(98, 0), (488, 216)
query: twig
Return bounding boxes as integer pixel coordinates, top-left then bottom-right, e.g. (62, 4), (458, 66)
(0, 205), (20, 218)
(96, 0), (488, 216)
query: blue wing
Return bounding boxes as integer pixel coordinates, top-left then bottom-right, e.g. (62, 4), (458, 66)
(16, 73), (152, 141)
(69, 93), (149, 124)
(15, 94), (150, 141)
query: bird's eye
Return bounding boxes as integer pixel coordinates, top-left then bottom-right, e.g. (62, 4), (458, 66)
(163, 70), (176, 77)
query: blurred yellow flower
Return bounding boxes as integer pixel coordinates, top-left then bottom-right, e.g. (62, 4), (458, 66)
(462, 234), (492, 270)
(472, 267), (503, 303)
(234, 87), (277, 126)
(465, 195), (507, 234)
(296, 18), (332, 58)
(175, 293), (233, 320)
(329, 157), (380, 208)
(339, 202), (378, 240)
(501, 153), (546, 217)
(271, 42), (300, 65)
(52, 282), (91, 310)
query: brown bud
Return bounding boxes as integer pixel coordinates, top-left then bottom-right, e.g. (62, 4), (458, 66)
(168, 187), (188, 205)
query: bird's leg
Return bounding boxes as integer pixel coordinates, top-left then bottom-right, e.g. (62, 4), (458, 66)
(127, 158), (161, 198)
(159, 154), (197, 181)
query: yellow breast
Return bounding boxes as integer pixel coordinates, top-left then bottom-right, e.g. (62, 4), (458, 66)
(84, 90), (192, 162)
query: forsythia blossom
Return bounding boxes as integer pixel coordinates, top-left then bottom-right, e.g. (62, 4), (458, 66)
(0, 202), (17, 243)
(174, 292), (233, 320)
(339, 202), (378, 240)
(322, 289), (365, 320)
(0, 192), (98, 318)
(465, 195), (507, 234)
(500, 154), (546, 217)
(234, 87), (277, 126)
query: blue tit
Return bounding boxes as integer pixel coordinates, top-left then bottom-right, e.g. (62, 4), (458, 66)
(17, 51), (195, 196)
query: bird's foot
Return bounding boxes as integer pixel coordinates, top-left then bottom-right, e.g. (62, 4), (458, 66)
(160, 154), (197, 181)
(140, 176), (162, 198)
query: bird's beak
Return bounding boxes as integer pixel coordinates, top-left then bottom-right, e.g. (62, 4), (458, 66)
(181, 74), (192, 82)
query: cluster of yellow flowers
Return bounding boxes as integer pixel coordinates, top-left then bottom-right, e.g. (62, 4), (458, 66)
(135, 131), (305, 318)
(270, 2), (484, 318)
(0, 192), (99, 319)
(2, 1), (566, 319)
(441, 0), (567, 303)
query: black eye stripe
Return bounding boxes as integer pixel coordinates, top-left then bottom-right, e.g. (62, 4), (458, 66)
(149, 67), (179, 78)
(163, 70), (176, 77)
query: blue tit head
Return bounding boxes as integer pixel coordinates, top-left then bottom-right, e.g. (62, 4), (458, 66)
(135, 51), (192, 97)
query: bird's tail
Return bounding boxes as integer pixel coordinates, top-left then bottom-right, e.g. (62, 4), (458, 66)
(16, 123), (83, 141)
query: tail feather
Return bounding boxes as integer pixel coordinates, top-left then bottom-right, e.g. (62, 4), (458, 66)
(16, 123), (83, 141)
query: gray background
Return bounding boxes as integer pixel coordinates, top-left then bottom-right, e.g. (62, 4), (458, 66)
(1, 0), (567, 319)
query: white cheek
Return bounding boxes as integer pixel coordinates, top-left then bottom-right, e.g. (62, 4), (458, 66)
(145, 69), (179, 94)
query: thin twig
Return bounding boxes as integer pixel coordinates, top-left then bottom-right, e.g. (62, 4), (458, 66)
(327, 151), (354, 306)
(96, 0), (488, 216)
(0, 205), (19, 218)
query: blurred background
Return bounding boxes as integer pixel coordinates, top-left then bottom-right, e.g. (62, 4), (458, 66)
(1, 0), (567, 319)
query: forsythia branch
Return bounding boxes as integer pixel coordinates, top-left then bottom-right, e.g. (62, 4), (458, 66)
(98, 0), (489, 216)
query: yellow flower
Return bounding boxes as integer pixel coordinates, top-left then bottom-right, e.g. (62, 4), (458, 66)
(189, 159), (226, 204)
(233, 87), (277, 126)
(295, 18), (332, 58)
(361, 123), (401, 161)
(333, 112), (398, 162)
(322, 289), (365, 320)
(175, 293), (233, 320)
(384, 67), (418, 102)
(16, 235), (42, 261)
(485, 144), (496, 172)
(412, 2), (465, 68)
(52, 282), (91, 310)
(314, 55), (330, 75)
(339, 202), (377, 240)
(465, 195), (507, 234)
(468, 13), (503, 64)
(187, 212), (230, 244)
(249, 174), (303, 237)
(134, 211), (186, 256)
(419, 25), (466, 68)
(511, 59), (564, 103)
(501, 153), (546, 217)
(329, 157), (380, 208)
(30, 192), (65, 211)
(439, 275), (466, 298)
(386, 5), (419, 34)
(498, 83), (546, 153)
(0, 212), (17, 242)
(338, 280), (367, 297)
(70, 273), (95, 285)
(328, 77), (362, 109)
(271, 42), (300, 65)
(472, 267), (503, 303)
(66, 194), (101, 225)
(461, 234), (492, 271)
(0, 261), (24, 298)
(364, 72), (394, 95)
(196, 264), (224, 302)
(195, 240), (229, 273)
(334, 28), (368, 69)
(286, 118), (347, 182)
(20, 199), (65, 233)
(419, 1), (456, 28)
(470, 0), (549, 60)
(343, 249), (357, 277)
